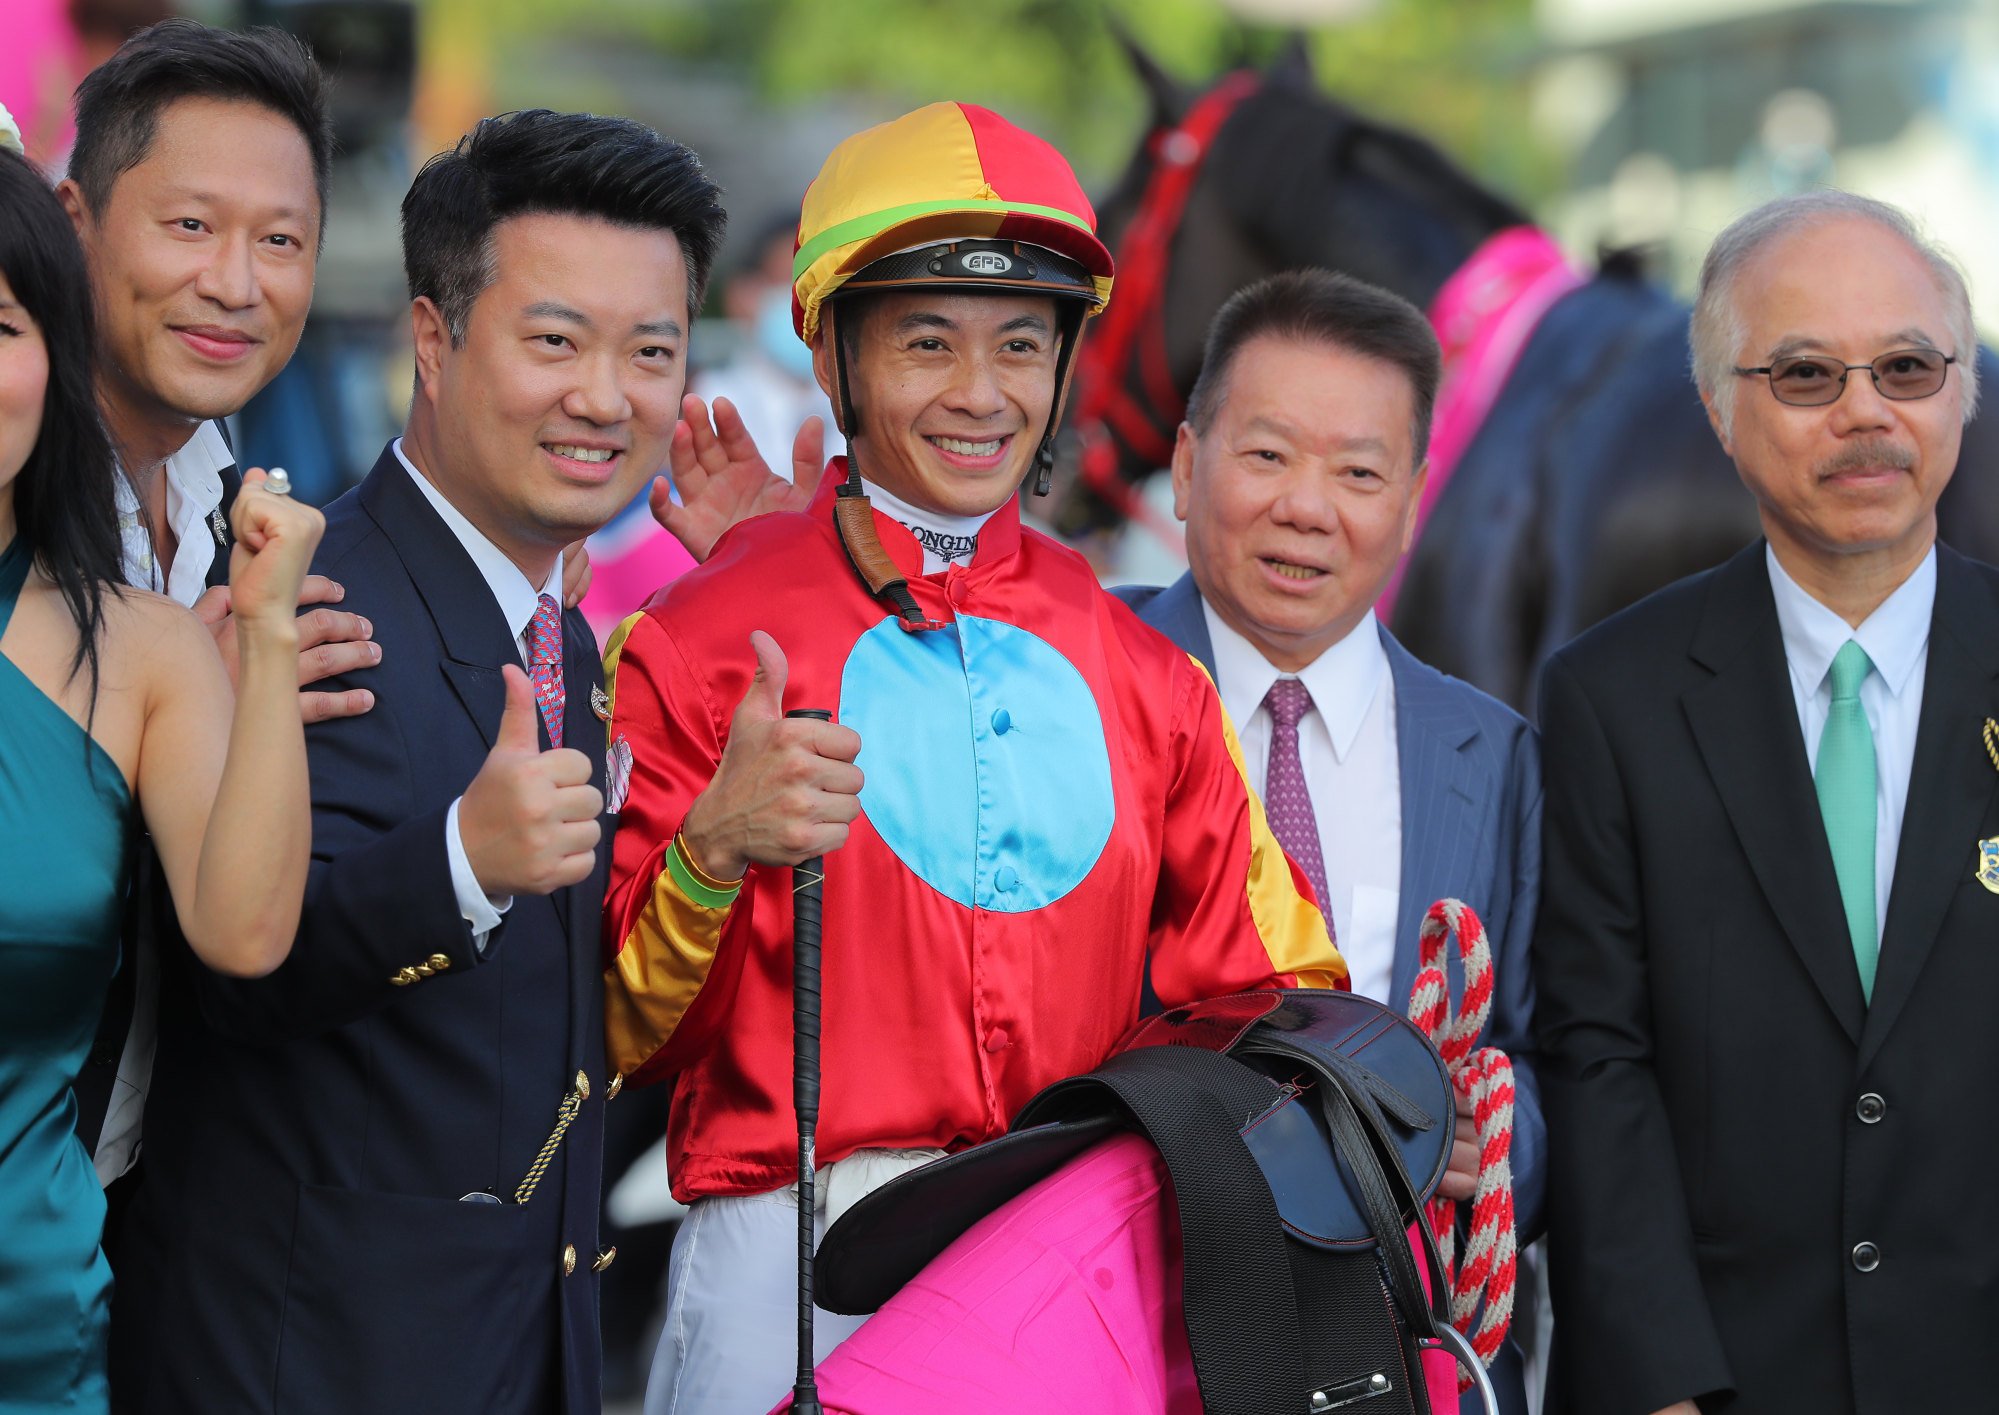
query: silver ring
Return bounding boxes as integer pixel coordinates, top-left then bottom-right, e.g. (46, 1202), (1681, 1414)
(263, 467), (292, 497)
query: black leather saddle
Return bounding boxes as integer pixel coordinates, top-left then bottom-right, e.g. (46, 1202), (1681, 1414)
(817, 988), (1498, 1415)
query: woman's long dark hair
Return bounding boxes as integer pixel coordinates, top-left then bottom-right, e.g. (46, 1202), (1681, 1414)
(0, 147), (122, 696)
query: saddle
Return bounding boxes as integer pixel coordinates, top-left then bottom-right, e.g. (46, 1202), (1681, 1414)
(816, 988), (1498, 1414)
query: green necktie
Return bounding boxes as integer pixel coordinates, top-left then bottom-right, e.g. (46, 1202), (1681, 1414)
(1816, 640), (1878, 1001)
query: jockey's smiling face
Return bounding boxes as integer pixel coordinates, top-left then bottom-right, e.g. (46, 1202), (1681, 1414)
(1173, 334), (1426, 673)
(815, 291), (1059, 519)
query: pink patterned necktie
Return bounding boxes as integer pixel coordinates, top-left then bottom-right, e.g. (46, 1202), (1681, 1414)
(527, 593), (564, 749)
(1263, 677), (1333, 939)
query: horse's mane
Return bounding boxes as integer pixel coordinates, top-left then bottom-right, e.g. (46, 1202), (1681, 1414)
(1209, 80), (1529, 277)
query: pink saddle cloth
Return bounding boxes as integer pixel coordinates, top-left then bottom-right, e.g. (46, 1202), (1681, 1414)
(769, 1133), (1458, 1414)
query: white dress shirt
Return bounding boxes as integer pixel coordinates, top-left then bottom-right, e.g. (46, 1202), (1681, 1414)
(96, 421), (236, 1186)
(393, 439), (565, 948)
(1203, 604), (1402, 1004)
(1767, 543), (1933, 944)
(114, 419), (232, 599)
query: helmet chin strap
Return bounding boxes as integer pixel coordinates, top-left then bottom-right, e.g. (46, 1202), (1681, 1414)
(827, 304), (934, 631)
(1034, 302), (1090, 497)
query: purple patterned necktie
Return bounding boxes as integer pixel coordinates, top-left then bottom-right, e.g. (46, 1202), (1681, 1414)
(527, 593), (565, 749)
(1263, 677), (1334, 939)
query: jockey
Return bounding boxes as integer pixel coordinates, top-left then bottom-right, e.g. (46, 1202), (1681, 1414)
(600, 102), (1345, 1414)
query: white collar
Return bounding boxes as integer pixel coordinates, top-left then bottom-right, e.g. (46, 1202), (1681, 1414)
(112, 420), (233, 600)
(393, 438), (562, 644)
(1765, 542), (1934, 700)
(164, 420), (232, 509)
(1204, 604), (1389, 762)
(859, 476), (995, 570)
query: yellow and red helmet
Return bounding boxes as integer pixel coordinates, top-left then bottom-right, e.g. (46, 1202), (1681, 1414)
(791, 102), (1115, 346)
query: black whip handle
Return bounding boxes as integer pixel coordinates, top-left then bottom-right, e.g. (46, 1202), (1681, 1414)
(787, 708), (831, 1414)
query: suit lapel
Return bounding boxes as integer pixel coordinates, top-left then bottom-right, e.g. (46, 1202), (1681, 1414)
(1142, 573), (1218, 679)
(359, 448), (525, 751)
(1386, 631), (1485, 1007)
(1683, 546), (1867, 1043)
(1860, 546), (1999, 1068)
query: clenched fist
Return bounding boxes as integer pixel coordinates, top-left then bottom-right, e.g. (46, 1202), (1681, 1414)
(225, 467), (325, 632)
(459, 665), (603, 895)
(679, 631), (863, 881)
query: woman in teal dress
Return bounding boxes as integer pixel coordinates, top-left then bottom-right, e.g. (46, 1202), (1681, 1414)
(0, 147), (323, 1412)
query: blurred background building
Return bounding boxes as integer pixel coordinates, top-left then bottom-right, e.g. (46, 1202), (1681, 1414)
(1535, 0), (1999, 325)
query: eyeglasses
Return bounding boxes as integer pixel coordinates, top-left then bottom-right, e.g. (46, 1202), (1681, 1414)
(1733, 348), (1956, 407)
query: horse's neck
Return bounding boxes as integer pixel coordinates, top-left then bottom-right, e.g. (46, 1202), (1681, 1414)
(1323, 174), (1515, 310)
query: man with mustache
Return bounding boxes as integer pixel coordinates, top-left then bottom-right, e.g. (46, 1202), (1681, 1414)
(1535, 192), (1999, 1415)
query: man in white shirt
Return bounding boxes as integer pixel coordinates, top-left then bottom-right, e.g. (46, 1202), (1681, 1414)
(57, 21), (379, 1193)
(1116, 268), (1544, 1415)
(1535, 192), (1999, 1415)
(111, 107), (728, 1415)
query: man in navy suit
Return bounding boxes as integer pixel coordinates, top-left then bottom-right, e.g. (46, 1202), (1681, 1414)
(1116, 269), (1543, 1415)
(111, 111), (726, 1414)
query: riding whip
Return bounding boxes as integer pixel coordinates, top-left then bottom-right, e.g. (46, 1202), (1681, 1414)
(787, 708), (833, 1415)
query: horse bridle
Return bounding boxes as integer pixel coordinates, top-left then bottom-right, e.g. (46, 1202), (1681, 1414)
(1069, 71), (1261, 540)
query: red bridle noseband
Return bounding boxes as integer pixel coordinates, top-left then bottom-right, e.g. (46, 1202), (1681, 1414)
(1070, 72), (1260, 542)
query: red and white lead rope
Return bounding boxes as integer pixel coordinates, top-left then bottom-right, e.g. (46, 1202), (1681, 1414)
(1407, 898), (1517, 1388)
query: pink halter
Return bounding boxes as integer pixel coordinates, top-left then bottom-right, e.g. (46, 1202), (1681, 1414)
(1379, 226), (1585, 621)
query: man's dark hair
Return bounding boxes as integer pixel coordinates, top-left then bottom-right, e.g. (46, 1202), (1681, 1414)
(69, 19), (334, 232)
(401, 109), (728, 345)
(1184, 269), (1442, 461)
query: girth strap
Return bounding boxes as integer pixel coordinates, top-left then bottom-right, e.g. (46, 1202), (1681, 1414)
(1029, 1046), (1309, 1415)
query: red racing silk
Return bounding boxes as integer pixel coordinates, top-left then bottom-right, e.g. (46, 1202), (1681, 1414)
(600, 465), (1345, 1202)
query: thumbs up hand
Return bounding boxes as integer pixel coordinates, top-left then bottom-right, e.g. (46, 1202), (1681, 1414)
(679, 631), (864, 882)
(460, 665), (604, 895)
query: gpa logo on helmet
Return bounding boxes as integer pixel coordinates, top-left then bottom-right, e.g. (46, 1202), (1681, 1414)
(963, 251), (1014, 275)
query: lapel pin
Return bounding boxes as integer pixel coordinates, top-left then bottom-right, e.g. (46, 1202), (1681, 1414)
(591, 684), (611, 722)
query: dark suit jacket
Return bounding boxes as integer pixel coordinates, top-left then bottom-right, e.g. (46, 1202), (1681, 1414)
(113, 447), (611, 1415)
(1534, 541), (1999, 1415)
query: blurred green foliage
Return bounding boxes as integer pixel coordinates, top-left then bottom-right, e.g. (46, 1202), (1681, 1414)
(469, 0), (1550, 199)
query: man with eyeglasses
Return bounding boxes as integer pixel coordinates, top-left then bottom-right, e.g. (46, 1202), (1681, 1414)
(1533, 190), (1999, 1415)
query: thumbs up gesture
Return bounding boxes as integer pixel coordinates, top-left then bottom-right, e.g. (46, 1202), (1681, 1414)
(679, 631), (864, 881)
(459, 665), (604, 895)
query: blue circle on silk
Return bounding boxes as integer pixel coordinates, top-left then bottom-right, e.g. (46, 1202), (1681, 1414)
(839, 614), (1114, 913)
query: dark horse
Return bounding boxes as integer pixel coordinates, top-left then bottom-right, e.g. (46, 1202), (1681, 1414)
(1063, 43), (1999, 713)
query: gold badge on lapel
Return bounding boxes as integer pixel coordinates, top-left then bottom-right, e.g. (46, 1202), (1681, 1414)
(1982, 720), (1999, 895)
